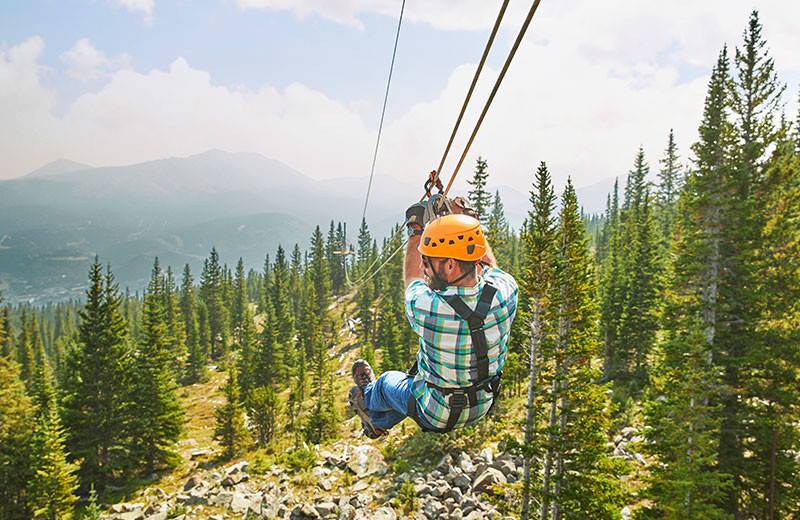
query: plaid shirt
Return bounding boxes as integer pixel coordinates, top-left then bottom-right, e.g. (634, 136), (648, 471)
(404, 267), (518, 430)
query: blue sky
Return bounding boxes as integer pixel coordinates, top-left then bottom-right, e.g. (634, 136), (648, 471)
(1, 0), (798, 194)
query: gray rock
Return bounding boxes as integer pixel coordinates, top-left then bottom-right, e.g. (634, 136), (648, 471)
(496, 459), (516, 477)
(189, 448), (214, 459)
(183, 475), (203, 491)
(621, 427), (638, 439)
(479, 447), (493, 464)
(229, 492), (251, 514)
(464, 512), (484, 520)
(315, 501), (337, 517)
(445, 486), (463, 502)
(292, 504), (321, 519)
(436, 454), (453, 474)
(448, 510), (462, 520)
(414, 482), (431, 495)
(453, 473), (471, 492)
(633, 453), (647, 466)
(225, 461), (250, 475)
(144, 513), (167, 520)
(338, 504), (356, 520)
(472, 467), (507, 495)
(457, 452), (474, 474)
(213, 491), (234, 507)
(319, 478), (333, 491)
(371, 506), (397, 520)
(117, 511), (143, 520)
(346, 445), (388, 478)
(621, 506), (632, 520)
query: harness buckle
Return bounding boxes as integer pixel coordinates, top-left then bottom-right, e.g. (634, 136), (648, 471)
(448, 392), (469, 409)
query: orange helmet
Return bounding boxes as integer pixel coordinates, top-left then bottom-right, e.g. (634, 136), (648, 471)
(418, 214), (486, 261)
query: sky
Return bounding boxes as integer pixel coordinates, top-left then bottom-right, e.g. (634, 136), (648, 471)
(1, 0), (799, 197)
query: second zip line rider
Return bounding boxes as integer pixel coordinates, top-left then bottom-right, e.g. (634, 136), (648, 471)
(348, 198), (518, 437)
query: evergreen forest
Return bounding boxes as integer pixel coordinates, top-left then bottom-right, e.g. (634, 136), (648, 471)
(0, 11), (798, 520)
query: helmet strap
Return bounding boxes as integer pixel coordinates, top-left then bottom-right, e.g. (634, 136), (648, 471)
(423, 257), (475, 291)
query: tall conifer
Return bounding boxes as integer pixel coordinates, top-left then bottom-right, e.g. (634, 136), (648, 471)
(62, 259), (130, 491)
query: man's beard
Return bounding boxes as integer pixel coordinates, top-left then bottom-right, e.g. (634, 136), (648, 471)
(427, 264), (449, 291)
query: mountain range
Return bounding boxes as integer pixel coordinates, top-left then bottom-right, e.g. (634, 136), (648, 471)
(0, 151), (615, 304)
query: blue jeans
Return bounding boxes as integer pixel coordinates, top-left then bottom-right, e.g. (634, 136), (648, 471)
(363, 370), (438, 431)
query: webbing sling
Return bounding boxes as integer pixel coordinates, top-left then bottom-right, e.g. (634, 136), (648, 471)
(407, 283), (499, 432)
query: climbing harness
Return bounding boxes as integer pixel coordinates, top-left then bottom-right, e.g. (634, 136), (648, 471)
(406, 283), (502, 433)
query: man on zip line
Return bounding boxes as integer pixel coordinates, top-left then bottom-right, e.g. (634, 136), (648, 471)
(348, 198), (518, 437)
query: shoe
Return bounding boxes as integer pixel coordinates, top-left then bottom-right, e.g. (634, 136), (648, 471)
(351, 359), (375, 390)
(348, 385), (386, 439)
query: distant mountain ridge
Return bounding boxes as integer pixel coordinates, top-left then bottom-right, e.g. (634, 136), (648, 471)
(1, 151), (614, 304)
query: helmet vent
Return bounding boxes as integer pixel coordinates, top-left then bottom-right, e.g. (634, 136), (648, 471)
(458, 235), (464, 240)
(439, 238), (445, 243)
(468, 237), (473, 242)
(424, 237), (431, 246)
(449, 240), (455, 245)
(467, 244), (475, 255)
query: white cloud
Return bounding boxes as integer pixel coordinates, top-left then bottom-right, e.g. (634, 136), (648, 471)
(2, 0), (799, 200)
(60, 38), (132, 82)
(111, 0), (155, 24)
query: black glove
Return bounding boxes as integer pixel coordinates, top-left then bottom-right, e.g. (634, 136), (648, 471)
(405, 203), (426, 236)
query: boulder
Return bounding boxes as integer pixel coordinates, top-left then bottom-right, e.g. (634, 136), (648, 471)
(436, 454), (454, 474)
(315, 501), (337, 517)
(371, 506), (397, 520)
(144, 513), (167, 520)
(183, 475), (203, 491)
(472, 467), (507, 495)
(621, 506), (632, 520)
(291, 504), (321, 519)
(452, 473), (471, 492)
(346, 445), (388, 478)
(456, 452), (474, 474)
(479, 447), (493, 464)
(319, 478), (333, 491)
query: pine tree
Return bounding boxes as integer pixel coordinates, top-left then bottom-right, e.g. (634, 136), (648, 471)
(638, 47), (734, 520)
(0, 356), (36, 520)
(236, 305), (258, 401)
(539, 180), (628, 520)
(0, 293), (14, 359)
(486, 190), (510, 266)
(126, 260), (185, 473)
(271, 245), (295, 378)
(715, 13), (790, 515)
(200, 248), (229, 360)
(231, 258), (248, 344)
(16, 310), (35, 387)
(62, 260), (131, 491)
(214, 370), (246, 459)
(247, 386), (279, 446)
(658, 129), (683, 240)
(518, 162), (558, 520)
(181, 264), (207, 383)
(162, 266), (186, 378)
(468, 156), (492, 223)
(28, 350), (78, 520)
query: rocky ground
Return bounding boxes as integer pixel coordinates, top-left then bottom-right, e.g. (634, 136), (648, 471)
(101, 424), (650, 520)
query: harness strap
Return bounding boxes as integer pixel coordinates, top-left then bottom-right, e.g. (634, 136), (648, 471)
(406, 283), (499, 433)
(443, 284), (497, 382)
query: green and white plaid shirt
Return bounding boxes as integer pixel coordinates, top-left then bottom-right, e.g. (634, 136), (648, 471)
(404, 267), (518, 430)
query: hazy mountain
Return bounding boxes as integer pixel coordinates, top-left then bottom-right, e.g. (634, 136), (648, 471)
(0, 151), (616, 304)
(24, 158), (92, 178)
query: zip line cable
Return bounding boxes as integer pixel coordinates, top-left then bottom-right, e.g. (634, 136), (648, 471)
(361, 0), (406, 224)
(428, 0), (510, 199)
(347, 0), (543, 287)
(437, 0), (543, 205)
